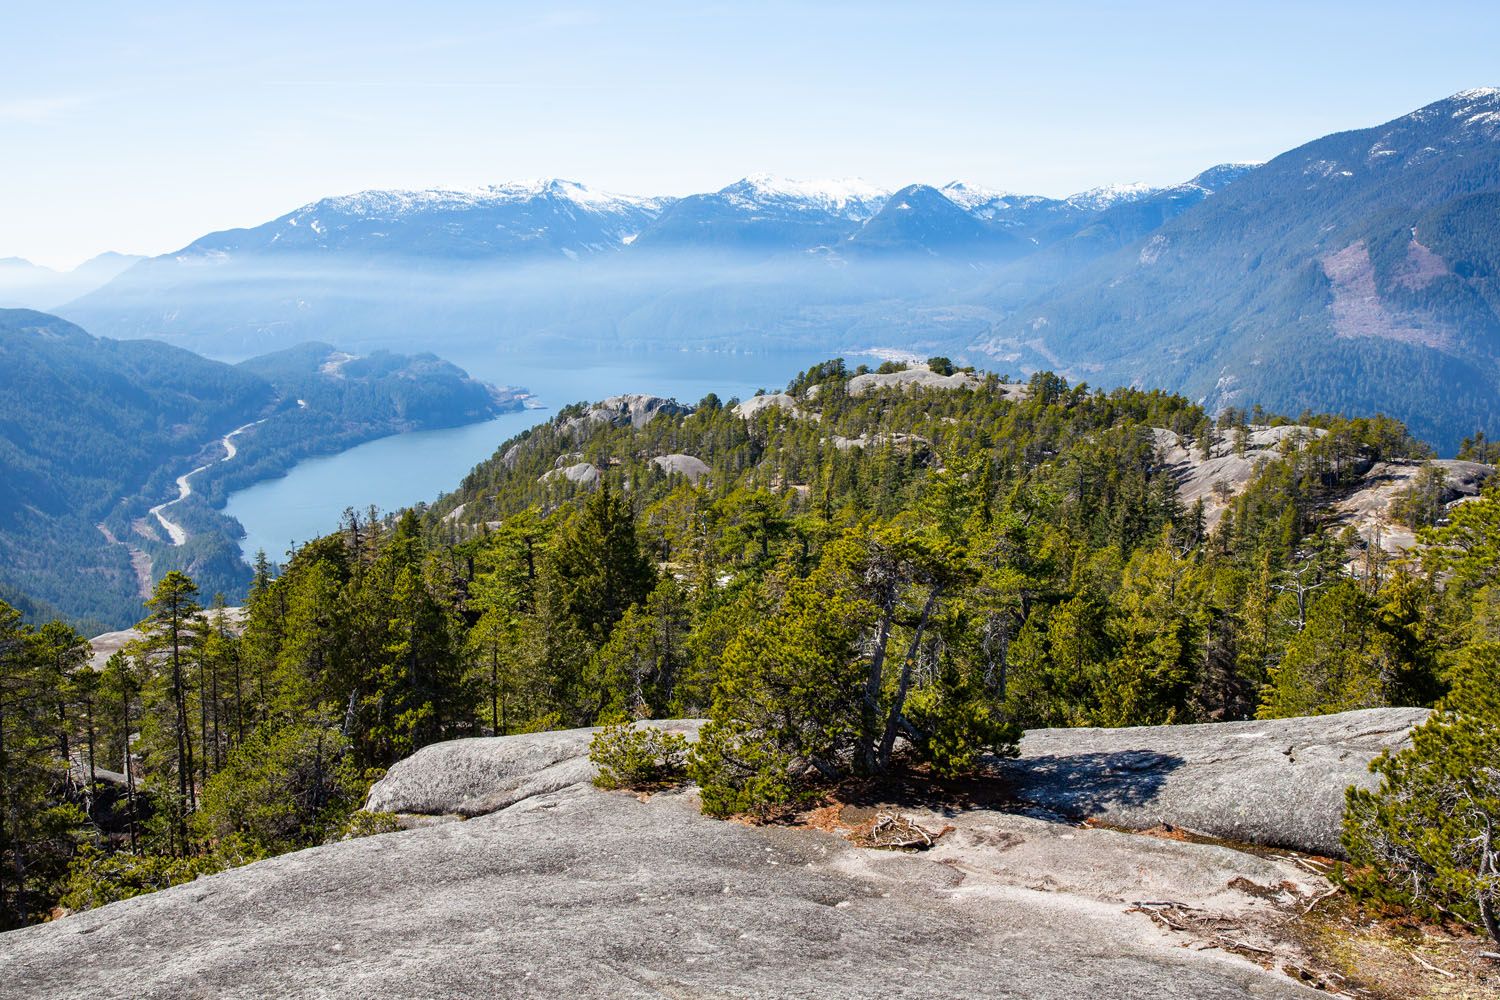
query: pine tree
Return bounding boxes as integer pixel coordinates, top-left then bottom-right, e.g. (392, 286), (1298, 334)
(1258, 579), (1383, 719)
(139, 572), (203, 854)
(1098, 533), (1200, 726)
(547, 484), (656, 645)
(0, 601), (83, 927)
(1344, 642), (1500, 945)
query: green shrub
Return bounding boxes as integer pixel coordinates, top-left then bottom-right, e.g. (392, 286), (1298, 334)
(904, 672), (1020, 779)
(59, 837), (264, 913)
(687, 721), (804, 818)
(588, 722), (689, 790)
(193, 722), (363, 854)
(1342, 642), (1500, 946)
(340, 810), (402, 840)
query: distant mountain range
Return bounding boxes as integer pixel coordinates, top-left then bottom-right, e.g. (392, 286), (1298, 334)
(0, 252), (144, 310)
(40, 88), (1500, 451)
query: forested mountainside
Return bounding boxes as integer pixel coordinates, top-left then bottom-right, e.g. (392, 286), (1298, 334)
(55, 90), (1500, 453)
(978, 88), (1500, 452)
(0, 310), (521, 631)
(4, 357), (1496, 931)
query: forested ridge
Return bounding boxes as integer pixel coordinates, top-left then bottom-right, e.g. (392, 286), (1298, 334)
(1, 359), (1496, 942)
(0, 309), (518, 631)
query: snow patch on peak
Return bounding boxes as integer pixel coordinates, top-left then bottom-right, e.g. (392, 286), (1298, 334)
(1074, 184), (1154, 209)
(1064, 182), (1161, 211)
(304, 181), (663, 221)
(719, 175), (890, 218)
(1185, 162), (1259, 193)
(1450, 86), (1500, 101)
(939, 181), (1018, 211)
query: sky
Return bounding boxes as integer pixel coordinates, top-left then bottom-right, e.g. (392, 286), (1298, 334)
(4, 1), (1499, 269)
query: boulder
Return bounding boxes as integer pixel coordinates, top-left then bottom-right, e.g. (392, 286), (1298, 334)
(539, 462), (602, 489)
(649, 454), (710, 483)
(731, 393), (802, 419)
(366, 722), (703, 817)
(1008, 707), (1427, 857)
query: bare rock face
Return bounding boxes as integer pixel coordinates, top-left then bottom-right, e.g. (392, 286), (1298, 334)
(366, 709), (1418, 858)
(1151, 425), (1326, 529)
(1, 710), (1427, 998)
(5, 755), (1323, 1000)
(650, 454), (711, 482)
(562, 394), (691, 434)
(846, 365), (982, 396)
(1334, 458), (1494, 553)
(88, 607), (246, 670)
(366, 722), (704, 817)
(539, 462), (602, 488)
(731, 392), (802, 419)
(1010, 707), (1428, 857)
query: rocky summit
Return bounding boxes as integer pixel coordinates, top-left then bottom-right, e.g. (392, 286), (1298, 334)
(0, 709), (1424, 998)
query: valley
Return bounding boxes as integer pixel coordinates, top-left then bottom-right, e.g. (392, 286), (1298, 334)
(0, 310), (526, 630)
(150, 417), (267, 547)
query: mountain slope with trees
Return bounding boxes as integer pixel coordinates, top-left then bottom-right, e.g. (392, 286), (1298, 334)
(0, 310), (522, 631)
(976, 88), (1500, 452)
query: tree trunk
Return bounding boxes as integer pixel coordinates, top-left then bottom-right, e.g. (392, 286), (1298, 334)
(858, 606), (896, 773)
(1479, 819), (1500, 947)
(877, 587), (941, 771)
(122, 696), (137, 854)
(85, 699), (96, 790)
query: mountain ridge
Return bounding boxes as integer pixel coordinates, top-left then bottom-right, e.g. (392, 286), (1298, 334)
(51, 88), (1500, 452)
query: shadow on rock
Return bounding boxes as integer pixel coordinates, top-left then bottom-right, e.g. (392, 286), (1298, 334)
(1005, 749), (1186, 817)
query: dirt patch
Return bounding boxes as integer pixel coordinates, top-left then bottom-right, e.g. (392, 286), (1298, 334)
(1288, 896), (1499, 998)
(1132, 884), (1498, 997)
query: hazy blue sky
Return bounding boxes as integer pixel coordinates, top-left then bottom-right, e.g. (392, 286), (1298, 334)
(5, 1), (1498, 267)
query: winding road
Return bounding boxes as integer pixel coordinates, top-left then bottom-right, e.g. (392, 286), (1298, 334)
(149, 418), (267, 546)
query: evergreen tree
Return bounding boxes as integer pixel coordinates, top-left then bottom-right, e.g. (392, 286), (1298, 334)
(138, 572), (203, 854)
(0, 601), (83, 928)
(1344, 642), (1500, 946)
(1258, 580), (1383, 719)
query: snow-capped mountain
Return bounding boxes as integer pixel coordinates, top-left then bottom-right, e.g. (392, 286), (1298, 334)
(58, 88), (1500, 454)
(848, 184), (1025, 258)
(975, 88), (1500, 452)
(1064, 182), (1162, 212)
(630, 175), (891, 253)
(175, 180), (672, 261)
(716, 174), (890, 221)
